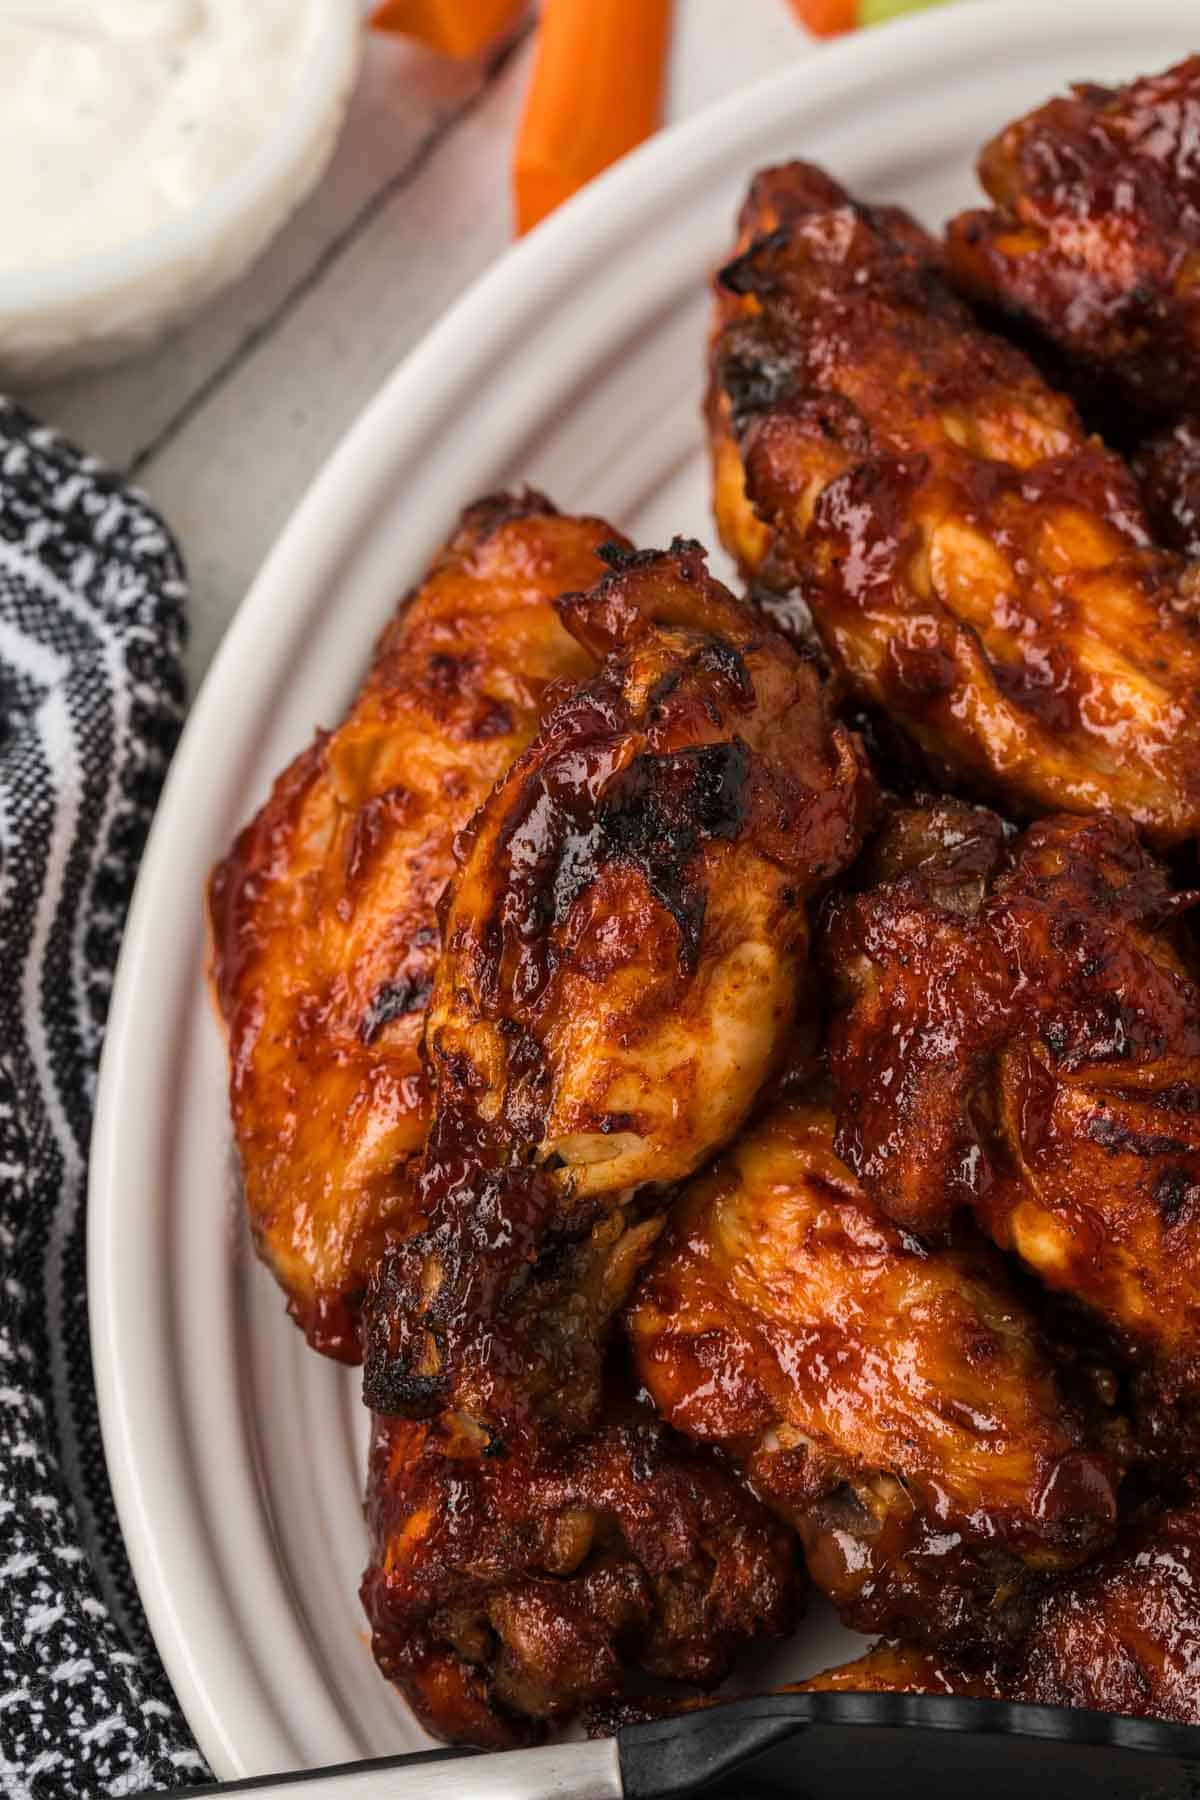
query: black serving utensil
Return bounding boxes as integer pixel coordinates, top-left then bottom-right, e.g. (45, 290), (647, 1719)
(155, 1692), (1200, 1799)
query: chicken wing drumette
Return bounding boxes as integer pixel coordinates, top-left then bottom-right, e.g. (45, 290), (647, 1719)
(944, 57), (1200, 423)
(362, 1397), (798, 1748)
(708, 162), (1200, 845)
(208, 494), (615, 1357)
(627, 1094), (1116, 1653)
(363, 540), (874, 1424)
(825, 799), (1200, 1454)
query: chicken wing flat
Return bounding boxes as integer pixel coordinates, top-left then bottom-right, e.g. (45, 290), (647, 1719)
(627, 1095), (1116, 1652)
(361, 1052), (799, 1745)
(825, 800), (1200, 1436)
(707, 162), (1200, 846)
(361, 1399), (799, 1747)
(362, 540), (875, 1422)
(944, 58), (1200, 423)
(208, 494), (615, 1358)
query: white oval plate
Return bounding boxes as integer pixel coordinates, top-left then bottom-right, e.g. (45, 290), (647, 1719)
(90, 1), (1197, 1780)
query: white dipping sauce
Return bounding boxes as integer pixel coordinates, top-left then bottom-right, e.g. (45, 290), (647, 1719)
(0, 0), (321, 272)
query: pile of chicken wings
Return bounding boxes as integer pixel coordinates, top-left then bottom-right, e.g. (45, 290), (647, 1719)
(208, 57), (1200, 1748)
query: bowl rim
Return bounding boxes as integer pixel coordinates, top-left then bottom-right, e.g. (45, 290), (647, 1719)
(0, 0), (361, 312)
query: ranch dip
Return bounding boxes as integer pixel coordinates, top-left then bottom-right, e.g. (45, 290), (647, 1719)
(0, 0), (322, 273)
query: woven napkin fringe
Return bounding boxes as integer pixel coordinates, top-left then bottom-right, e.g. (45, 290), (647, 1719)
(0, 402), (207, 1799)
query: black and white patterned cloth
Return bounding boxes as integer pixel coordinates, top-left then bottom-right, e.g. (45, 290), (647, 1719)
(0, 403), (208, 1799)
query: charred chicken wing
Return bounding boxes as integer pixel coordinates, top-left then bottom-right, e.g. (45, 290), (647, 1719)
(945, 58), (1200, 422)
(826, 801), (1200, 1437)
(363, 540), (874, 1422)
(627, 1095), (1116, 1651)
(207, 494), (618, 1358)
(708, 162), (1200, 845)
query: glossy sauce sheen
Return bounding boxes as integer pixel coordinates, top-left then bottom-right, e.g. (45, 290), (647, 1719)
(708, 160), (1200, 845)
(945, 57), (1200, 419)
(208, 495), (617, 1358)
(628, 1095), (1115, 1651)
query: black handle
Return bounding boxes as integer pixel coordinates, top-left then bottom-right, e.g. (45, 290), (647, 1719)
(617, 1693), (1200, 1799)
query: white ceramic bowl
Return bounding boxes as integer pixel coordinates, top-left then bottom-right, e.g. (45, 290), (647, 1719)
(0, 0), (361, 385)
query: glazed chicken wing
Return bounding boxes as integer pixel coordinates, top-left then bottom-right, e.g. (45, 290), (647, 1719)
(627, 1095), (1116, 1652)
(708, 162), (1200, 845)
(361, 1399), (798, 1748)
(1005, 1497), (1200, 1721)
(362, 540), (874, 1422)
(208, 494), (617, 1357)
(801, 1497), (1200, 1725)
(825, 800), (1200, 1441)
(358, 1058), (800, 1748)
(944, 58), (1200, 423)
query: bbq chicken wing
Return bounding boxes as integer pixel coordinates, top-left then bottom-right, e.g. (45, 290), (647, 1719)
(362, 540), (874, 1423)
(627, 1095), (1116, 1652)
(825, 800), (1200, 1444)
(1005, 1496), (1200, 1721)
(944, 58), (1200, 423)
(361, 1399), (799, 1748)
(1134, 417), (1200, 558)
(800, 1498), (1200, 1725)
(207, 494), (617, 1358)
(708, 162), (1200, 846)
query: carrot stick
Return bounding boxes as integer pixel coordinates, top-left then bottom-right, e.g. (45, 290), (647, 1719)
(371, 0), (523, 59)
(786, 0), (857, 34)
(513, 0), (672, 236)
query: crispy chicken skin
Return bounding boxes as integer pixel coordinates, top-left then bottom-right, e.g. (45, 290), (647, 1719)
(945, 58), (1200, 422)
(825, 801), (1200, 1426)
(207, 494), (616, 1359)
(627, 1095), (1116, 1651)
(362, 540), (874, 1422)
(361, 1402), (799, 1748)
(708, 162), (1200, 846)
